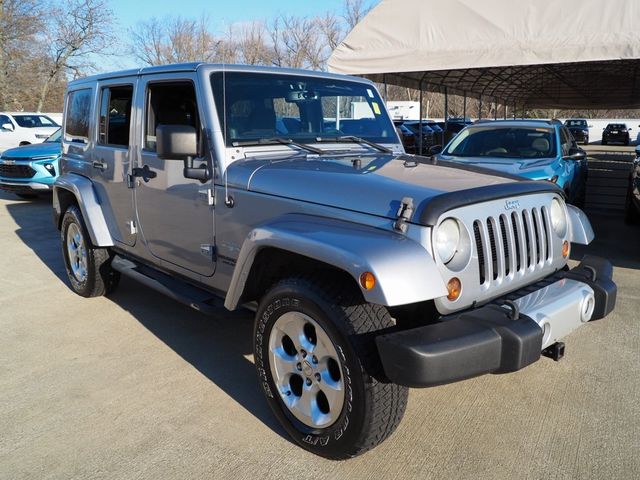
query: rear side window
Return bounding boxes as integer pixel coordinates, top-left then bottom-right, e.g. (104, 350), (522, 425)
(98, 85), (133, 147)
(65, 89), (92, 143)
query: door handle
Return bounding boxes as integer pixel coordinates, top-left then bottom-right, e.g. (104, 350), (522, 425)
(131, 165), (157, 182)
(92, 160), (107, 170)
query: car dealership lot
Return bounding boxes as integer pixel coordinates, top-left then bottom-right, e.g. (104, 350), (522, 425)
(1, 175), (639, 479)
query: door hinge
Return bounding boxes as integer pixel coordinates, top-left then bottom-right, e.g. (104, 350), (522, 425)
(127, 220), (137, 235)
(126, 174), (136, 188)
(393, 197), (414, 233)
(199, 188), (214, 206)
(200, 244), (216, 261)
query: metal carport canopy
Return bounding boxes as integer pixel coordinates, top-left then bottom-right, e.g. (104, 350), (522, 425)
(328, 0), (640, 110)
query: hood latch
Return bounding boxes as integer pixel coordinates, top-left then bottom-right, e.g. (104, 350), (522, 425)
(393, 197), (414, 233)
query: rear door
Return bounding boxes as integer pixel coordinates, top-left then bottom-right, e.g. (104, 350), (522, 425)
(133, 73), (216, 277)
(92, 78), (137, 246)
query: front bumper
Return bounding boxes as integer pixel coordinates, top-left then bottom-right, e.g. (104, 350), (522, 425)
(376, 255), (616, 387)
(0, 179), (53, 193)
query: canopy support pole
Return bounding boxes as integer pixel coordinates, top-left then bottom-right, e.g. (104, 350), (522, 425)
(444, 87), (449, 143)
(494, 98), (498, 120)
(419, 87), (424, 155)
(463, 92), (467, 121)
(479, 95), (483, 120)
(513, 101), (517, 120)
(504, 103), (508, 120)
(383, 74), (388, 101)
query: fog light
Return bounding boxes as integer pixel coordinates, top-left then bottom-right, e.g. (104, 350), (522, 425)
(446, 277), (462, 301)
(359, 272), (376, 290)
(44, 163), (56, 176)
(548, 175), (559, 183)
(562, 240), (570, 258)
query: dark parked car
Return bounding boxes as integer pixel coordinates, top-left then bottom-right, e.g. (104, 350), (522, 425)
(393, 120), (434, 153)
(564, 119), (590, 145)
(602, 123), (630, 145)
(625, 145), (640, 223)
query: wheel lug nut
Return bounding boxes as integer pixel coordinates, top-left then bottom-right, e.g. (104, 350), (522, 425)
(305, 378), (312, 386)
(312, 355), (318, 364)
(314, 373), (321, 381)
(301, 350), (307, 357)
(296, 363), (302, 371)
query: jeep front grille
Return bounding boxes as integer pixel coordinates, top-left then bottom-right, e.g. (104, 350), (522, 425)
(0, 164), (36, 179)
(473, 207), (552, 287)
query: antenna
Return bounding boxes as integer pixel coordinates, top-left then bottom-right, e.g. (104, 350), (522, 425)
(221, 19), (233, 208)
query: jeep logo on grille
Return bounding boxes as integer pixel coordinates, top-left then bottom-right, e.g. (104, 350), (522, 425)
(505, 199), (520, 210)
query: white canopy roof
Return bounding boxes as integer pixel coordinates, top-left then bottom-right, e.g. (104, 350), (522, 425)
(328, 0), (640, 109)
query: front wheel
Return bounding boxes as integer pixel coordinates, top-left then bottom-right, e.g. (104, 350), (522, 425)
(61, 205), (120, 297)
(254, 276), (408, 459)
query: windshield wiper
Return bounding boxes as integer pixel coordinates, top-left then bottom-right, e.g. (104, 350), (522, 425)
(315, 135), (392, 154)
(232, 137), (326, 155)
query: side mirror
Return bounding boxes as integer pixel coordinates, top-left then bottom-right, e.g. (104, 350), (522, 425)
(429, 145), (443, 155)
(1, 122), (14, 131)
(566, 147), (587, 161)
(156, 124), (209, 182)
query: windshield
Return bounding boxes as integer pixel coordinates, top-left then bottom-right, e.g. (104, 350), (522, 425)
(13, 114), (59, 128)
(45, 128), (62, 142)
(565, 120), (587, 127)
(606, 124), (625, 130)
(444, 126), (557, 159)
(211, 71), (397, 147)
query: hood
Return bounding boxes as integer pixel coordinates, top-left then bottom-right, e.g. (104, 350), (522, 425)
(0, 141), (61, 160)
(227, 153), (521, 222)
(441, 155), (559, 182)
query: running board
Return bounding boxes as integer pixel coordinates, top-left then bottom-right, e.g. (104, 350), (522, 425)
(111, 255), (225, 315)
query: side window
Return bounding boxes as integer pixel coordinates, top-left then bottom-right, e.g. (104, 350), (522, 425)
(65, 89), (92, 143)
(144, 82), (199, 152)
(0, 114), (12, 129)
(98, 85), (133, 147)
(560, 128), (572, 156)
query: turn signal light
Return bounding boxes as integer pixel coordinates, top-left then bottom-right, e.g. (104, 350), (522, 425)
(562, 240), (570, 258)
(359, 272), (376, 290)
(446, 277), (462, 301)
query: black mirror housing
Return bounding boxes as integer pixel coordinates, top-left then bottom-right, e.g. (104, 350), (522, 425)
(566, 147), (587, 161)
(156, 124), (198, 160)
(429, 145), (443, 155)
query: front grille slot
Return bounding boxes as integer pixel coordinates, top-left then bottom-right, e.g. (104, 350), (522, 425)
(474, 205), (552, 286)
(0, 164), (36, 179)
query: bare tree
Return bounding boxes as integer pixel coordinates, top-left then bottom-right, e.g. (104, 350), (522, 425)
(343, 0), (374, 29)
(36, 0), (115, 111)
(235, 21), (272, 65)
(0, 0), (43, 110)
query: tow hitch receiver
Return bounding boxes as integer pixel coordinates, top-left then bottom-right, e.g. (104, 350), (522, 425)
(542, 342), (565, 361)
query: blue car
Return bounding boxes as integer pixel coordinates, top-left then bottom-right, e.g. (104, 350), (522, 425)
(434, 120), (588, 206)
(0, 128), (61, 199)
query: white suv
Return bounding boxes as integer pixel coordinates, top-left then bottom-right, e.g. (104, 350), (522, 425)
(0, 112), (60, 152)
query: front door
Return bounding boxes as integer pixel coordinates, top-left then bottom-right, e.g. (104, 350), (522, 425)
(133, 74), (216, 277)
(92, 78), (136, 246)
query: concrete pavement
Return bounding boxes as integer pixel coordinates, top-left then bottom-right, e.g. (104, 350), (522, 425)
(0, 189), (638, 480)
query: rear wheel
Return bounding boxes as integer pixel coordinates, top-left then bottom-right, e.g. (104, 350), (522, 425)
(61, 205), (120, 297)
(254, 276), (408, 459)
(602, 139), (607, 145)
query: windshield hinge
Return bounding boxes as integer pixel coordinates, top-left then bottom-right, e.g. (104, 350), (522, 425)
(126, 174), (136, 189)
(393, 197), (414, 233)
(199, 187), (214, 206)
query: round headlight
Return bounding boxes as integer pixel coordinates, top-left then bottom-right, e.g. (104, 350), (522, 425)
(435, 218), (460, 264)
(550, 198), (568, 237)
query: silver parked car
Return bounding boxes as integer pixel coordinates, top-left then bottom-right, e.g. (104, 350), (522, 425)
(52, 63), (616, 459)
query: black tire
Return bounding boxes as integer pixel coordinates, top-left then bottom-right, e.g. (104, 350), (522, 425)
(61, 205), (120, 297)
(254, 276), (408, 459)
(625, 138), (630, 146)
(16, 193), (38, 199)
(625, 181), (640, 225)
(583, 139), (589, 146)
(601, 139), (607, 145)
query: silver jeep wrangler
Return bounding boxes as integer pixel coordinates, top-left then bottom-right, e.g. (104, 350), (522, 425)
(52, 63), (617, 460)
